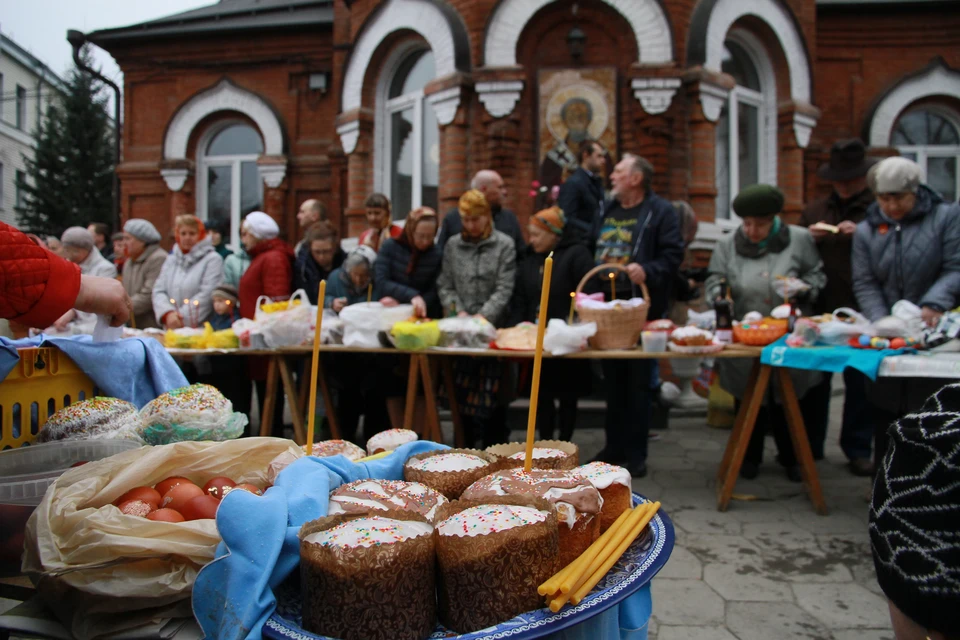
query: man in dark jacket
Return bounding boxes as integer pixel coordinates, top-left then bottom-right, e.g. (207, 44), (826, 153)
(800, 138), (878, 476)
(557, 140), (606, 249)
(592, 154), (683, 478)
(437, 170), (525, 258)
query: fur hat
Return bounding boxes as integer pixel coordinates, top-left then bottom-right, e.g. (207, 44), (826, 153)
(242, 211), (280, 240)
(123, 219), (162, 244)
(211, 284), (239, 306)
(732, 184), (784, 218)
(61, 226), (94, 250)
(869, 156), (922, 194)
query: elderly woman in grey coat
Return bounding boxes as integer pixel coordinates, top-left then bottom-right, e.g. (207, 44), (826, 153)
(706, 184), (826, 481)
(121, 219), (167, 329)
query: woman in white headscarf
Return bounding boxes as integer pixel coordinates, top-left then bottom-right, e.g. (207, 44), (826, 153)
(237, 211), (295, 319)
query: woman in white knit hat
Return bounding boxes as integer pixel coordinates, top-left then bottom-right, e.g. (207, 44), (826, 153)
(121, 219), (166, 329)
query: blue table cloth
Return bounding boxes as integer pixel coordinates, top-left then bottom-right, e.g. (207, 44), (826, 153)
(760, 336), (914, 380)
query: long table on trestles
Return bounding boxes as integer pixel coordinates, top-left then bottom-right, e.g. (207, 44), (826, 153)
(166, 343), (828, 514)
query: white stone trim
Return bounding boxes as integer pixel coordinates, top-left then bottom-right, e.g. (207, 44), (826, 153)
(258, 161), (288, 188)
(341, 0), (458, 114)
(699, 80), (730, 123)
(703, 0), (811, 104)
(164, 80), (283, 160)
(337, 121), (361, 155)
(631, 78), (681, 115)
(425, 86), (461, 126)
(160, 168), (190, 192)
(484, 0), (673, 66)
(868, 62), (960, 146)
(476, 81), (524, 118)
(793, 112), (817, 149)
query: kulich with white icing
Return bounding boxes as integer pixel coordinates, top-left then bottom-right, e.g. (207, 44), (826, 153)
(462, 469), (602, 529)
(509, 448), (568, 461)
(329, 480), (448, 522)
(406, 452), (490, 473)
(305, 439), (366, 461)
(303, 516), (433, 549)
(578, 461), (632, 490)
(437, 504), (548, 538)
(366, 429), (418, 455)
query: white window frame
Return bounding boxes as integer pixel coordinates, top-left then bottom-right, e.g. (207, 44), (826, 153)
(195, 121), (263, 250)
(15, 85), (26, 130)
(893, 106), (960, 201)
(374, 43), (435, 218)
(715, 29), (778, 228)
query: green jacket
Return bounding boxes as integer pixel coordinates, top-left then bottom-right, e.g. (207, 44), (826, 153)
(222, 249), (251, 288)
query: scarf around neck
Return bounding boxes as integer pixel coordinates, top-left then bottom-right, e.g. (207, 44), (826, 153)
(734, 216), (790, 258)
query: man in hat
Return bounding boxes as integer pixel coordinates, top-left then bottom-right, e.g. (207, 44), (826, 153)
(800, 138), (879, 477)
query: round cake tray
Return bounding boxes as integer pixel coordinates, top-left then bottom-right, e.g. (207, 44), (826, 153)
(264, 492), (674, 640)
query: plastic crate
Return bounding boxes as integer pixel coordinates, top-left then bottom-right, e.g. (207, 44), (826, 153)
(0, 347), (97, 450)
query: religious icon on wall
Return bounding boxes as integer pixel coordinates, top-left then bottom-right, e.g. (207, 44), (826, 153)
(537, 67), (617, 192)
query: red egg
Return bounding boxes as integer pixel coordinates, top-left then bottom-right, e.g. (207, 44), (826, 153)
(70, 461), (88, 467)
(180, 495), (220, 521)
(117, 499), (155, 517)
(203, 476), (237, 501)
(114, 486), (163, 509)
(155, 476), (194, 496)
(147, 508), (185, 523)
(161, 483), (205, 512)
(890, 338), (906, 349)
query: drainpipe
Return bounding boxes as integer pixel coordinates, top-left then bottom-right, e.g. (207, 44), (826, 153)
(66, 29), (121, 232)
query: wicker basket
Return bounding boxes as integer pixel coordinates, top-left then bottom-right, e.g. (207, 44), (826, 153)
(574, 264), (651, 350)
(733, 323), (788, 346)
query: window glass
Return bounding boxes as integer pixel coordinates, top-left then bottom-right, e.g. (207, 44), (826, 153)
(391, 107), (415, 216)
(389, 51), (436, 99)
(207, 124), (264, 156)
(206, 166), (232, 232)
(892, 110), (960, 146)
(738, 103), (760, 191)
(721, 42), (760, 92)
(421, 100), (440, 211)
(928, 156), (957, 202)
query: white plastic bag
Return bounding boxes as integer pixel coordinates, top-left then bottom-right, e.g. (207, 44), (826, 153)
(892, 300), (926, 336)
(259, 289), (313, 348)
(818, 307), (873, 345)
(687, 309), (716, 330)
(544, 319), (598, 355)
(339, 302), (413, 347)
(773, 276), (811, 300)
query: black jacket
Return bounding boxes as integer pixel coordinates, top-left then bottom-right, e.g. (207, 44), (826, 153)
(557, 167), (604, 247)
(293, 243), (346, 305)
(374, 237), (443, 318)
(513, 228), (595, 326)
(437, 205), (525, 259)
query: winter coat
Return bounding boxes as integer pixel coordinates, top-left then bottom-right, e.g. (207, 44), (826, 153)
(152, 238), (224, 327)
(358, 224), (403, 252)
(437, 206), (526, 259)
(324, 267), (381, 308)
(79, 247), (118, 279)
(0, 221), (81, 328)
(513, 229), (594, 325)
(437, 229), (517, 327)
(239, 238), (294, 320)
(853, 185), (960, 321)
(210, 309), (239, 331)
(705, 224), (826, 401)
(293, 243), (346, 305)
(557, 167), (605, 247)
(374, 238), (443, 317)
(121, 243), (167, 329)
(800, 188), (873, 314)
(222, 249), (251, 289)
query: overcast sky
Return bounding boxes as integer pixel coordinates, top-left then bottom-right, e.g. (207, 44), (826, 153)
(3, 1), (212, 87)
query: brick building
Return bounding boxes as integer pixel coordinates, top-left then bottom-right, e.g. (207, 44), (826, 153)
(80, 0), (960, 250)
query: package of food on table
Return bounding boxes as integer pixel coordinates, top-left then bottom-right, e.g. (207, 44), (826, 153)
(786, 318), (820, 347)
(817, 307), (873, 345)
(391, 319), (441, 350)
(493, 322), (538, 350)
(22, 437), (299, 640)
(138, 383), (247, 445)
(164, 327), (206, 349)
(256, 290), (313, 348)
(36, 397), (145, 443)
(339, 302), (414, 348)
(437, 316), (497, 349)
(206, 327), (239, 349)
(543, 318), (597, 355)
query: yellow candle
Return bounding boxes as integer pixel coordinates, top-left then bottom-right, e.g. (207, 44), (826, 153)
(305, 280), (327, 456)
(559, 505), (640, 594)
(367, 283), (373, 303)
(524, 252), (553, 472)
(540, 506), (632, 596)
(609, 272), (616, 301)
(568, 292), (576, 325)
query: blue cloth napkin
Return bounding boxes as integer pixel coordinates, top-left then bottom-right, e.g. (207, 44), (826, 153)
(0, 335), (188, 408)
(760, 335), (914, 380)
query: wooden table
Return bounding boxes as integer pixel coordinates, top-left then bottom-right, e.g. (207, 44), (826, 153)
(167, 343), (828, 514)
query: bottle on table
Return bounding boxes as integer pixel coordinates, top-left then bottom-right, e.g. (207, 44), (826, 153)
(714, 279), (734, 344)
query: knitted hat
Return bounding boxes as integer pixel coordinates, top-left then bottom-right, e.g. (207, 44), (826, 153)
(243, 211), (280, 240)
(869, 382), (960, 634)
(343, 245), (377, 272)
(531, 206), (566, 235)
(123, 219), (162, 244)
(61, 226), (94, 250)
(732, 184), (784, 218)
(458, 189), (491, 219)
(211, 284), (239, 306)
(869, 156), (922, 195)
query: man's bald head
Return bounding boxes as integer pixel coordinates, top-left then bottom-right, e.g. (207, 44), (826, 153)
(297, 199), (326, 228)
(471, 170), (506, 208)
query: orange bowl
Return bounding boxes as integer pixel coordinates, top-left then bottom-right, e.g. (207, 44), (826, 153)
(733, 323), (788, 346)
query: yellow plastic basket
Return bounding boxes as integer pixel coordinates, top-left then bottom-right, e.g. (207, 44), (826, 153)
(0, 348), (96, 450)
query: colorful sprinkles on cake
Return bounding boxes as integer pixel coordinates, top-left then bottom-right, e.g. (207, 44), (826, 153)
(509, 448), (568, 460)
(142, 384), (227, 415)
(303, 516), (432, 549)
(366, 428), (418, 455)
(406, 452), (490, 473)
(437, 504), (549, 538)
(329, 480), (448, 521)
(305, 439), (365, 461)
(577, 461), (632, 489)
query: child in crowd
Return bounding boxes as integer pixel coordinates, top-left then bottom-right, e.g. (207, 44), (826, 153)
(210, 284), (240, 330)
(358, 193), (402, 252)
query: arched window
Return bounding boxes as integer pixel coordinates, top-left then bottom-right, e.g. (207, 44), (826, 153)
(715, 31), (777, 221)
(892, 107), (960, 202)
(379, 48), (439, 218)
(197, 122), (264, 248)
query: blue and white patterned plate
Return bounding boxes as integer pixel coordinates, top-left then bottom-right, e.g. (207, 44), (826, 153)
(264, 493), (673, 640)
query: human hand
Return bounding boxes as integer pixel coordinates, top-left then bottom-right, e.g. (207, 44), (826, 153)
(838, 220), (857, 236)
(75, 275), (132, 327)
(380, 296), (399, 308)
(164, 313), (184, 330)
(332, 298), (347, 313)
(53, 310), (76, 331)
(457, 311), (469, 318)
(625, 263), (646, 285)
(921, 306), (944, 328)
(411, 296), (427, 318)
